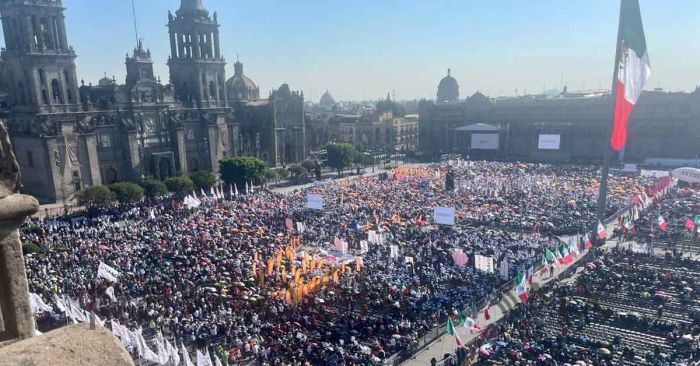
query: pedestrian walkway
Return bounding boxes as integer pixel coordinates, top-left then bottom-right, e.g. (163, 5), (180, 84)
(404, 221), (621, 366)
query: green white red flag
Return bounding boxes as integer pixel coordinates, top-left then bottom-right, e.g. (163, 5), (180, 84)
(597, 221), (607, 240)
(610, 0), (651, 151)
(445, 317), (465, 348)
(658, 215), (667, 231)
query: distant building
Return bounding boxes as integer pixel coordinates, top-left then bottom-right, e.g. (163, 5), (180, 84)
(0, 0), (306, 203)
(420, 72), (700, 163)
(319, 90), (336, 110)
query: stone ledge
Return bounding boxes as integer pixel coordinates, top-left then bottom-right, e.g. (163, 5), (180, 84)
(0, 324), (134, 366)
(0, 194), (39, 222)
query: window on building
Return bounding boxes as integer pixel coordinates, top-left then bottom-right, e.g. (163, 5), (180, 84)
(72, 171), (81, 191)
(187, 129), (195, 140)
(100, 134), (111, 148)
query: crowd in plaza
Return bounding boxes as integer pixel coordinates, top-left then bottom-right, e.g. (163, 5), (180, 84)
(20, 160), (656, 365)
(471, 248), (700, 366)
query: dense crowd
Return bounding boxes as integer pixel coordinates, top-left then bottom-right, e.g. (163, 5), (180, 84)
(20, 161), (650, 365)
(472, 249), (700, 366)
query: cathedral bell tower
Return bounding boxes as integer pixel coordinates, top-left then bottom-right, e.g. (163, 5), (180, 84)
(0, 0), (81, 114)
(167, 0), (227, 108)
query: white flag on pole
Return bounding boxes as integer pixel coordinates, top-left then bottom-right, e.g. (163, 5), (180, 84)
(182, 343), (195, 366)
(105, 286), (117, 302)
(166, 338), (181, 366)
(29, 292), (53, 313)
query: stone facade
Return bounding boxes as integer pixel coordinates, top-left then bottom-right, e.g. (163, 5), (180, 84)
(0, 0), (305, 203)
(420, 75), (700, 163)
(327, 110), (419, 154)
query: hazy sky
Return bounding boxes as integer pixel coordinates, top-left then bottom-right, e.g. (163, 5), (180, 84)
(3, 0), (698, 102)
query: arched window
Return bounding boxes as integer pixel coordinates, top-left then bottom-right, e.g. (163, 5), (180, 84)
(189, 158), (199, 172)
(209, 81), (217, 100)
(104, 167), (118, 184)
(41, 89), (49, 105)
(51, 79), (63, 104)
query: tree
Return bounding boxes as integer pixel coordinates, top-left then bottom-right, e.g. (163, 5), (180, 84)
(77, 185), (115, 206)
(288, 164), (307, 181)
(325, 143), (356, 175)
(165, 176), (194, 196)
(219, 157), (267, 188)
(302, 160), (319, 173)
(109, 182), (144, 203)
(190, 171), (217, 190)
(264, 168), (278, 183)
(140, 179), (168, 198)
(356, 152), (374, 166)
(22, 242), (43, 255)
(276, 167), (290, 180)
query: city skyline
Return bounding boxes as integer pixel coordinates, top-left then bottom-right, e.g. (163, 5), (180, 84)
(1, 0), (698, 101)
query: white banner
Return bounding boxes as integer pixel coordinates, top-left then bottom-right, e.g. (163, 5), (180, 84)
(672, 167), (700, 183)
(389, 245), (399, 259)
(538, 134), (561, 150)
(306, 194), (324, 210)
(97, 261), (120, 283)
(433, 207), (456, 226)
(471, 133), (499, 150)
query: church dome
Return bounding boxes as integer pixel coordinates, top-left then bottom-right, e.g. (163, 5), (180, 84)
(225, 60), (259, 101)
(437, 69), (459, 103)
(319, 90), (335, 107)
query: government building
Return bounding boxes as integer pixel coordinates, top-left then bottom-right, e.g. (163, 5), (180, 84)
(0, 0), (305, 203)
(419, 70), (700, 163)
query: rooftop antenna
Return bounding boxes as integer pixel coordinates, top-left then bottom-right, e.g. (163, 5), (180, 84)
(131, 0), (139, 45)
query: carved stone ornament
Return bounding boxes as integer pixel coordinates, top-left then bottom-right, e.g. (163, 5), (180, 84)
(0, 120), (20, 198)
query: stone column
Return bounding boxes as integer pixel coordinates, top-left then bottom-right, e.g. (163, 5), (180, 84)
(0, 122), (39, 341)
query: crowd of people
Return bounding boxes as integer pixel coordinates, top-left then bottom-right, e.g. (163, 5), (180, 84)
(471, 248), (700, 366)
(20, 160), (652, 365)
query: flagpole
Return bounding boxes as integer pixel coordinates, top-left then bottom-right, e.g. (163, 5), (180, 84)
(597, 0), (626, 228)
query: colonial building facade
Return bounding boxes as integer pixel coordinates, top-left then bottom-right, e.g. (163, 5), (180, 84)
(420, 70), (700, 163)
(0, 0), (305, 203)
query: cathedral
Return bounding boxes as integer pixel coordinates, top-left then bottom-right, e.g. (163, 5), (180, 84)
(0, 0), (306, 203)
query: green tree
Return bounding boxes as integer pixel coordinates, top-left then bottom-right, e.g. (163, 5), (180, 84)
(140, 179), (168, 198)
(165, 176), (195, 196)
(189, 171), (217, 190)
(109, 182), (144, 203)
(219, 156), (267, 188)
(77, 185), (115, 206)
(302, 159), (320, 173)
(264, 168), (278, 183)
(276, 167), (290, 180)
(325, 143), (356, 175)
(288, 164), (307, 181)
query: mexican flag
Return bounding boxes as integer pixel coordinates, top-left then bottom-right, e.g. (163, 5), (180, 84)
(545, 249), (557, 266)
(584, 233), (593, 250)
(569, 238), (580, 258)
(560, 245), (573, 265)
(610, 0), (651, 151)
(658, 215), (667, 231)
(597, 221), (608, 240)
(445, 317), (465, 348)
(464, 317), (482, 334)
(515, 273), (529, 303)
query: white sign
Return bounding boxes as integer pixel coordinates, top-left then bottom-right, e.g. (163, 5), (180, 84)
(538, 134), (561, 150)
(471, 133), (499, 150)
(433, 207), (456, 226)
(306, 194), (324, 210)
(641, 169), (669, 178)
(474, 255), (495, 273)
(672, 167), (700, 183)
